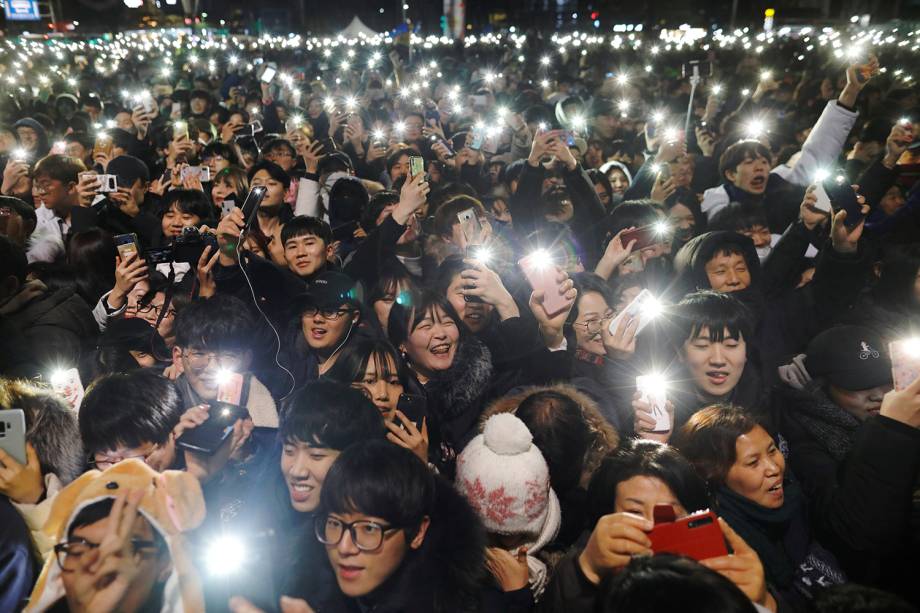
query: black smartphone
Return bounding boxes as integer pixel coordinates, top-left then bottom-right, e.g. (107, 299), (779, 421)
(425, 108), (440, 123)
(823, 173), (865, 228)
(331, 220), (359, 242)
(682, 60), (713, 79)
(397, 393), (426, 428)
(240, 186), (268, 230)
(175, 402), (249, 455)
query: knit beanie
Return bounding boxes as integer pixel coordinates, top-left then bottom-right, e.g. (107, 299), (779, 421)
(456, 413), (554, 537)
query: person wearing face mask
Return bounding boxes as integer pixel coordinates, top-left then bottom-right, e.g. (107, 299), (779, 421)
(664, 187), (707, 253)
(539, 438), (775, 613)
(774, 326), (920, 597)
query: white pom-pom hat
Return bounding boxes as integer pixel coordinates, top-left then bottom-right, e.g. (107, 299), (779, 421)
(456, 413), (559, 538)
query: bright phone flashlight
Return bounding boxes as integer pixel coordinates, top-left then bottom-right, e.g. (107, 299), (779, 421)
(207, 535), (245, 576)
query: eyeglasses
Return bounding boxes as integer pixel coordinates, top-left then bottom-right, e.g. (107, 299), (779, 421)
(54, 538), (159, 571)
(33, 181), (57, 194)
(90, 447), (157, 470)
(302, 306), (353, 320)
(268, 150), (294, 158)
(127, 302), (177, 318)
(182, 349), (242, 370)
(315, 516), (401, 551)
(572, 311), (615, 334)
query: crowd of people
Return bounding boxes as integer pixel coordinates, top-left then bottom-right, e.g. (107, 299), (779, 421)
(0, 23), (919, 613)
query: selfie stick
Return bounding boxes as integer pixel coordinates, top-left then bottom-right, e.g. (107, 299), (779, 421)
(684, 64), (702, 140)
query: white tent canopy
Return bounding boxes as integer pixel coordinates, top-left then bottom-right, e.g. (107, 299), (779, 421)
(338, 16), (379, 39)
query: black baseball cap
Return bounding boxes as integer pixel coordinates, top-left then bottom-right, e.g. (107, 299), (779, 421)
(295, 271), (363, 311)
(804, 326), (892, 391)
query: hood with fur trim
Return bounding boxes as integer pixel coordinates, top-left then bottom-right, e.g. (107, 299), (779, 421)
(479, 383), (619, 489)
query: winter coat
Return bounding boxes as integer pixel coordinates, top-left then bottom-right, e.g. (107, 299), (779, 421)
(0, 497), (37, 613)
(0, 287), (97, 380)
(479, 384), (620, 549)
(673, 231), (871, 384)
(307, 476), (487, 613)
(777, 381), (920, 597)
(701, 100), (859, 231)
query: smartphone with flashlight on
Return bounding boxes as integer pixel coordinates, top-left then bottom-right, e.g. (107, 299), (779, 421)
(607, 289), (662, 338)
(260, 66), (277, 84)
(240, 185), (268, 231)
(176, 372), (250, 455)
(636, 374), (670, 432)
(0, 207), (11, 235)
(620, 223), (667, 251)
(519, 251), (568, 317)
(889, 339), (920, 391)
(823, 173), (865, 228)
(173, 121), (189, 140)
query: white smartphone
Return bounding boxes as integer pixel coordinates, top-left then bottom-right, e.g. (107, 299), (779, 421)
(811, 182), (832, 214)
(0, 409), (26, 465)
(180, 165), (211, 182)
(608, 289), (661, 337)
(636, 376), (670, 432)
(261, 66), (277, 84)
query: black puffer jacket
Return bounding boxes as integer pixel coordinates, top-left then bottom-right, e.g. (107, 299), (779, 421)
(777, 381), (920, 599)
(309, 476), (487, 613)
(0, 287), (97, 380)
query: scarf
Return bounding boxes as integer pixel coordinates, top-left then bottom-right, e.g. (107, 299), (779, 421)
(786, 383), (861, 461)
(502, 489), (561, 601)
(716, 480), (845, 598)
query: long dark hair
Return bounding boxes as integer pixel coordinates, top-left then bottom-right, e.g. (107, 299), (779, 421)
(67, 228), (116, 306)
(586, 438), (711, 526)
(324, 334), (410, 390)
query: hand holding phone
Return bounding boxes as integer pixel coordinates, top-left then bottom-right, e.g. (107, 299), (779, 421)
(519, 252), (568, 317)
(636, 375), (670, 432)
(114, 233), (140, 261)
(240, 186), (268, 230)
(608, 289), (662, 337)
(648, 506), (729, 561)
(0, 409), (27, 465)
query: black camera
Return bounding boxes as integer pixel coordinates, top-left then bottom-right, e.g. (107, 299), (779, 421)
(146, 226), (218, 265)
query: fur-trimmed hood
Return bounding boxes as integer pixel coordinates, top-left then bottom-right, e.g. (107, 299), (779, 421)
(479, 383), (619, 489)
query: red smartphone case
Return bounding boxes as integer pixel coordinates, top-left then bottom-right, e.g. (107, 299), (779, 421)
(648, 506), (729, 561)
(620, 224), (660, 251)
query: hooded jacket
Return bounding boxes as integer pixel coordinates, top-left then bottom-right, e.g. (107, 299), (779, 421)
(13, 118), (50, 158)
(776, 379), (920, 594)
(308, 476), (487, 613)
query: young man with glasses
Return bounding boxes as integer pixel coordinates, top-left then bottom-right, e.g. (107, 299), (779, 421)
(79, 370), (184, 473)
(27, 154), (86, 262)
(291, 271), (364, 384)
(234, 440), (486, 611)
(207, 381), (384, 610)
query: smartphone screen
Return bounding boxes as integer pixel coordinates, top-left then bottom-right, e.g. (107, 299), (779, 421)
(261, 67), (277, 83)
(114, 233), (139, 261)
(409, 156), (425, 178)
(93, 134), (113, 158)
